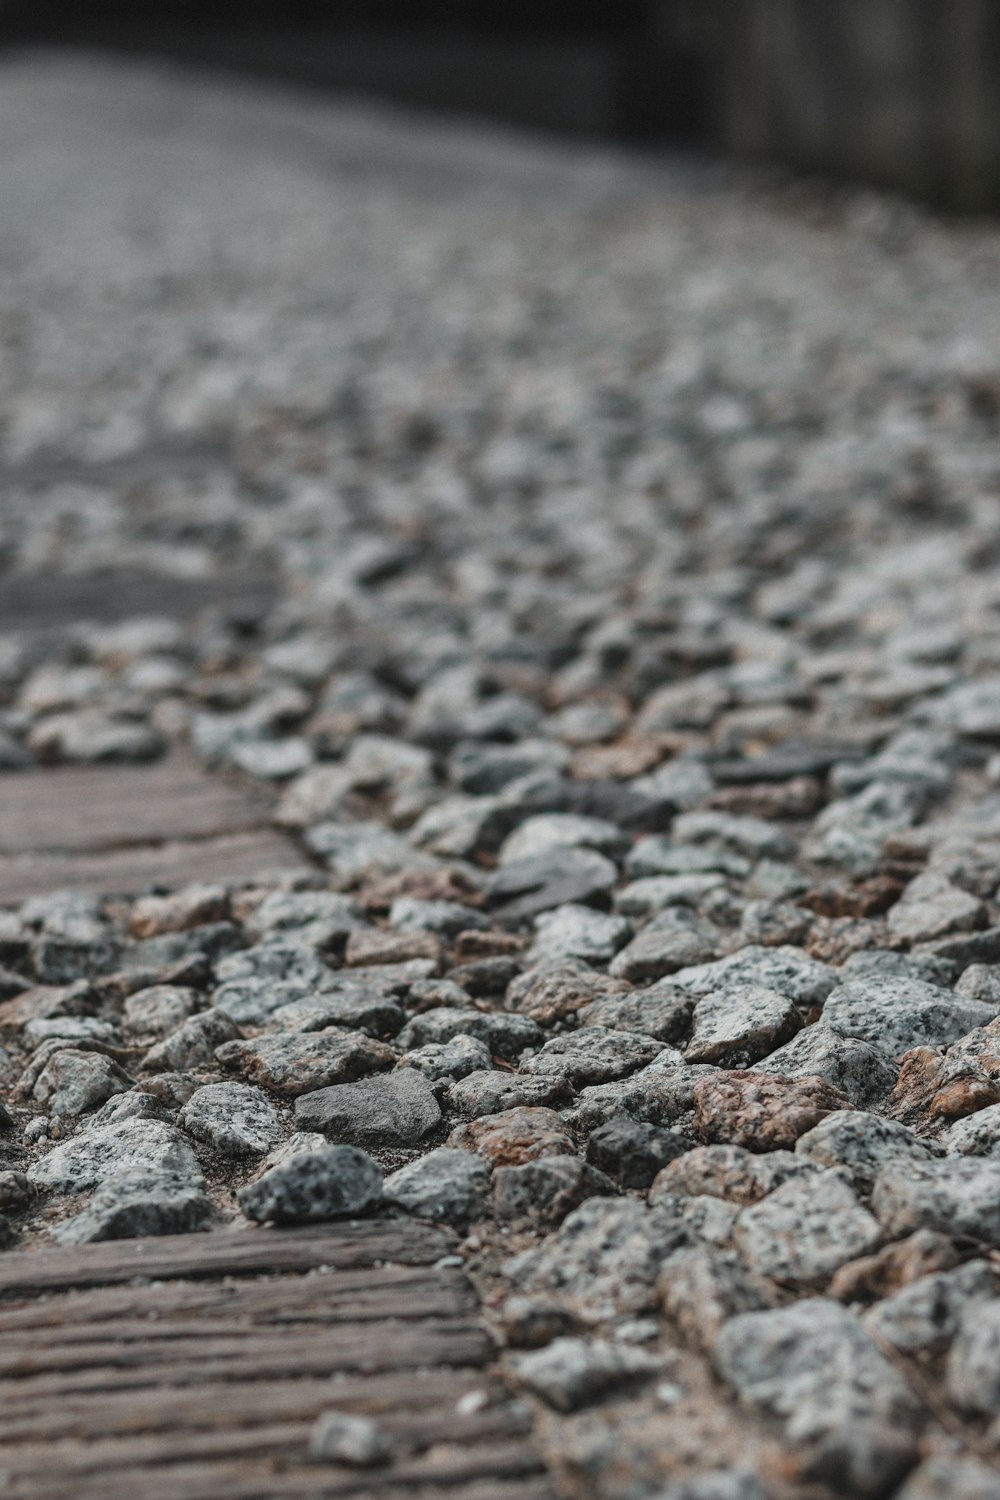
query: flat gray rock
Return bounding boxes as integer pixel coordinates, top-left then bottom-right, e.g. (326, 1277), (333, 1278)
(872, 1155), (1000, 1244)
(795, 1111), (937, 1195)
(178, 1082), (283, 1157)
(686, 984), (801, 1067)
(733, 1169), (882, 1288)
(714, 1299), (922, 1497)
(239, 1144), (382, 1225)
(753, 1024), (897, 1107)
(669, 946), (836, 1007)
(382, 1146), (488, 1226)
(294, 1067), (442, 1148)
(29, 1119), (203, 1195)
(822, 975), (996, 1056)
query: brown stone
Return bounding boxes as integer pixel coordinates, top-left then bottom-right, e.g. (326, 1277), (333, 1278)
(692, 1072), (849, 1152)
(799, 877), (904, 919)
(359, 866), (485, 913)
(829, 1230), (963, 1305)
(805, 917), (888, 965)
(344, 928), (443, 969)
(0, 984), (93, 1033)
(447, 1107), (573, 1168)
(706, 777), (823, 819)
(884, 1046), (1000, 1132)
(452, 930), (527, 965)
(652, 1143), (810, 1207)
(570, 738), (667, 781)
(129, 883), (231, 939)
(505, 963), (629, 1028)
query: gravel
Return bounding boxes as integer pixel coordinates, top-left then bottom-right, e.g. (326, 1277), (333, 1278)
(4, 52), (1000, 1492)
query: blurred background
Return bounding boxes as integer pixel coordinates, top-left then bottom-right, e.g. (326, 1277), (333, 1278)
(2, 0), (999, 210)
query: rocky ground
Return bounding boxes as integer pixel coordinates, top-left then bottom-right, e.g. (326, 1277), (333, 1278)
(3, 51), (1000, 1500)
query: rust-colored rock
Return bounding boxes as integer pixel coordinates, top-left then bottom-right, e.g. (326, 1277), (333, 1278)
(505, 963), (629, 1028)
(829, 1229), (963, 1304)
(447, 1106), (573, 1167)
(692, 1071), (849, 1153)
(452, 929), (527, 965)
(805, 917), (888, 965)
(344, 927), (443, 969)
(884, 1046), (1000, 1131)
(129, 882), (230, 938)
(570, 737), (667, 781)
(358, 866), (485, 913)
(798, 877), (903, 919)
(706, 776), (823, 819)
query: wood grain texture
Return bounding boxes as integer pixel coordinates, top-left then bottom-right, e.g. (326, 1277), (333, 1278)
(0, 1219), (552, 1500)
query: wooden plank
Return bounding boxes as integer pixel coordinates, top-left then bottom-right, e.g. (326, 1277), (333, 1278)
(0, 568), (278, 632)
(0, 1321), (494, 1380)
(0, 1438), (547, 1500)
(0, 1218), (553, 1500)
(0, 1370), (490, 1440)
(0, 757), (273, 854)
(0, 829), (311, 902)
(0, 1221), (455, 1300)
(0, 1264), (476, 1330)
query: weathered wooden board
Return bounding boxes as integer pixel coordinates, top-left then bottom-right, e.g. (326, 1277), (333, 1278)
(0, 758), (274, 854)
(0, 1220), (553, 1500)
(0, 567), (278, 631)
(0, 756), (311, 900)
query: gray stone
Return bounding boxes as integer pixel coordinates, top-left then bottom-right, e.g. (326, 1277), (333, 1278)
(238, 1145), (382, 1224)
(822, 975), (996, 1056)
(178, 1082), (283, 1156)
(144, 1009), (241, 1072)
(395, 1006), (541, 1061)
(268, 990), (405, 1038)
(586, 1118), (688, 1189)
(671, 810), (795, 861)
(946, 1300), (1000, 1416)
(943, 1103), (1000, 1154)
(658, 1243), (779, 1350)
(53, 1171), (211, 1244)
(887, 871), (985, 944)
(211, 979), (315, 1026)
(872, 1156), (1000, 1244)
(306, 819), (434, 881)
(215, 1030), (395, 1097)
(733, 1169), (882, 1288)
(714, 1299), (922, 1497)
(309, 1411), (393, 1468)
(753, 1025), (897, 1107)
(382, 1147), (489, 1226)
(487, 848), (619, 920)
(122, 985), (201, 1042)
(577, 986), (693, 1045)
(502, 1197), (689, 1323)
(519, 1026), (663, 1087)
(445, 1069), (574, 1120)
(30, 1119), (202, 1195)
(609, 916), (721, 982)
(614, 874), (725, 918)
(864, 1261), (997, 1357)
(796, 1111), (937, 1195)
(685, 984), (801, 1067)
(528, 905), (632, 966)
(215, 942), (332, 988)
(388, 897), (489, 937)
(510, 1336), (661, 1412)
(32, 1049), (130, 1118)
(625, 838), (749, 881)
(295, 1067), (442, 1148)
(399, 1033), (492, 1082)
(493, 1155), (615, 1230)
(498, 813), (624, 865)
(669, 946), (836, 1007)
